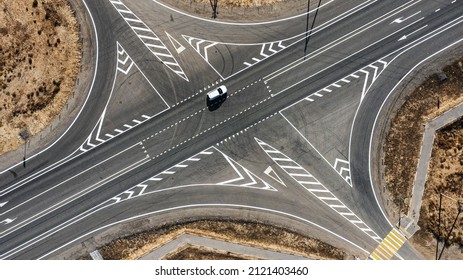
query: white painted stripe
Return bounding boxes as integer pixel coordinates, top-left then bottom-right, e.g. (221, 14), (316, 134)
(133, 119), (142, 124)
(322, 88), (332, 93)
(351, 73), (360, 78)
(139, 34), (160, 40)
(114, 129), (124, 133)
(152, 53), (174, 59)
(132, 26), (151, 32)
(341, 78), (350, 83)
(332, 83), (341, 87)
(280, 165), (304, 169)
(187, 158), (200, 161)
(330, 205), (347, 208)
(243, 62), (252, 67)
(125, 18), (142, 23)
(146, 44), (168, 50)
(307, 189), (330, 192)
(124, 124), (132, 129)
(162, 171), (175, 174)
(175, 164), (188, 168)
(271, 157), (292, 161)
(299, 180), (321, 185)
(289, 173), (313, 177)
(319, 197), (338, 201)
(313, 93), (323, 97)
(148, 177), (163, 181)
(142, 115), (150, 119)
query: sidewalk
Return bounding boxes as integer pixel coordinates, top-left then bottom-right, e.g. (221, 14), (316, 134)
(406, 102), (463, 235)
(140, 233), (312, 260)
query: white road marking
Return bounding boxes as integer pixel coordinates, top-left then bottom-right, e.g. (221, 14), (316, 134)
(398, 25), (428, 41)
(256, 137), (381, 241)
(390, 11), (421, 24)
(0, 218), (16, 225)
(165, 31), (186, 54)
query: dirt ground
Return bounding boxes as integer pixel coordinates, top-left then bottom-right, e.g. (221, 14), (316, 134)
(383, 59), (463, 259)
(98, 220), (347, 260)
(164, 244), (260, 260)
(0, 0), (81, 154)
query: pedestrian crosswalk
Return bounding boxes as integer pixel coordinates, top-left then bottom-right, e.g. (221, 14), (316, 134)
(370, 228), (407, 260)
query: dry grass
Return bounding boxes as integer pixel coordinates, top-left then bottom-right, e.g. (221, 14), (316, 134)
(98, 220), (347, 260)
(164, 244), (260, 260)
(383, 58), (463, 256)
(193, 0), (285, 8)
(0, 0), (81, 153)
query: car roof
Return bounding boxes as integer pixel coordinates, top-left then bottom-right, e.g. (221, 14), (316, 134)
(207, 85), (227, 99)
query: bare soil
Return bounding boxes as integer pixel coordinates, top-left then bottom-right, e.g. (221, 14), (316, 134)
(161, 0), (316, 22)
(0, 0), (81, 154)
(98, 220), (347, 260)
(164, 244), (260, 260)
(383, 59), (463, 258)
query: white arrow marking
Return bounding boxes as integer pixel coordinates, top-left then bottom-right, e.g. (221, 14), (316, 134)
(0, 201), (8, 208)
(1, 218), (16, 225)
(398, 25), (428, 41)
(264, 166), (286, 187)
(390, 11), (421, 24)
(165, 31), (186, 54)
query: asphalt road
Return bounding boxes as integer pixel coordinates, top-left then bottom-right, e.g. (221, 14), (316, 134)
(0, 0), (463, 259)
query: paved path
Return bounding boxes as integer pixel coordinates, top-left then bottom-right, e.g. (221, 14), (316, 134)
(140, 233), (312, 260)
(408, 102), (463, 232)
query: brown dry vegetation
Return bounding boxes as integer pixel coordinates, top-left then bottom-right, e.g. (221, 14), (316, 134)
(98, 220), (347, 260)
(420, 118), (463, 244)
(193, 0), (284, 8)
(164, 244), (259, 260)
(384, 59), (463, 255)
(0, 0), (81, 153)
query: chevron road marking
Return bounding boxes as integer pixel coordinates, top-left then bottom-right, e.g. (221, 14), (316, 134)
(79, 42), (170, 153)
(370, 228), (407, 260)
(215, 148), (276, 191)
(264, 166), (286, 187)
(165, 32), (186, 54)
(256, 138), (381, 241)
(109, 0), (188, 81)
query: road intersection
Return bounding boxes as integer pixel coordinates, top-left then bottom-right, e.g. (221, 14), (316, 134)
(1, 0), (463, 260)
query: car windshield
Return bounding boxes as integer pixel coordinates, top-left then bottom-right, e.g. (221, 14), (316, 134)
(217, 88), (223, 94)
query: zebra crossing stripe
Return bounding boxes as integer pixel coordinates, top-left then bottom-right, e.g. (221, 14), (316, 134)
(256, 137), (381, 241)
(369, 228), (407, 260)
(110, 0), (188, 81)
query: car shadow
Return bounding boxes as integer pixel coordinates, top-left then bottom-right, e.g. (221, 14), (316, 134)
(207, 94), (227, 111)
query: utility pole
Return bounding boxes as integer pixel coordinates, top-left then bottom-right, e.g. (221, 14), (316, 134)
(397, 195), (404, 230)
(210, 0), (218, 19)
(19, 129), (30, 168)
(438, 201), (462, 260)
(435, 191), (443, 260)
